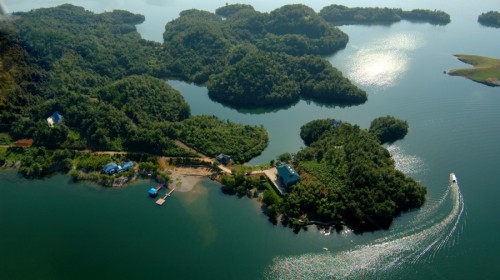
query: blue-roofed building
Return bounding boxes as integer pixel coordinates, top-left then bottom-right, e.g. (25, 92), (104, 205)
(276, 164), (301, 187)
(120, 161), (133, 171)
(47, 111), (63, 127)
(148, 188), (159, 197)
(216, 154), (231, 165)
(332, 119), (342, 128)
(103, 163), (119, 174)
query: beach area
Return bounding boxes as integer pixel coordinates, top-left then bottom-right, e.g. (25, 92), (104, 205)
(168, 166), (215, 192)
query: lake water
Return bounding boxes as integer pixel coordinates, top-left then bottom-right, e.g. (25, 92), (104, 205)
(2, 0), (500, 279)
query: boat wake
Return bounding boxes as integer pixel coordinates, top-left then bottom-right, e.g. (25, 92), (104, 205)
(264, 178), (464, 279)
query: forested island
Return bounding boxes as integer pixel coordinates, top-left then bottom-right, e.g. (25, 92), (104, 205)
(319, 4), (450, 26)
(219, 118), (426, 232)
(478, 11), (500, 28)
(369, 116), (409, 144)
(448, 55), (500, 87)
(164, 4), (367, 108)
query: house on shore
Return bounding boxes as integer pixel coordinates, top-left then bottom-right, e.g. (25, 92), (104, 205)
(103, 161), (134, 175)
(216, 154), (231, 165)
(47, 111), (63, 127)
(276, 164), (301, 188)
(103, 163), (119, 174)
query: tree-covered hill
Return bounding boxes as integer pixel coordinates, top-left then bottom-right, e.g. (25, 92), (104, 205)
(207, 48), (366, 108)
(167, 115), (269, 163)
(280, 118), (426, 232)
(369, 116), (409, 144)
(163, 4), (366, 109)
(0, 4), (269, 166)
(96, 75), (190, 125)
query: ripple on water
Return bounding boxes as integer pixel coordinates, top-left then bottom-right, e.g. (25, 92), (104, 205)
(264, 167), (465, 279)
(264, 178), (465, 280)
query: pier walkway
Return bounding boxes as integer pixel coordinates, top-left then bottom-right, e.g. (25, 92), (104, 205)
(156, 188), (175, 206)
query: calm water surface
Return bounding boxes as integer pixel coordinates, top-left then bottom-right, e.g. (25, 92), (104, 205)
(2, 0), (500, 279)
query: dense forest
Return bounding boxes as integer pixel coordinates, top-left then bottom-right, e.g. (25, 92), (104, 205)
(0, 4), (269, 178)
(478, 11), (500, 28)
(320, 4), (451, 26)
(369, 115), (409, 144)
(163, 4), (367, 108)
(276, 118), (425, 232)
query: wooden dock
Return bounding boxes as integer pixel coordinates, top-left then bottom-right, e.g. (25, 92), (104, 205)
(155, 188), (175, 206)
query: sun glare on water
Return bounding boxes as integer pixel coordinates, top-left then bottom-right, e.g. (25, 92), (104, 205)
(347, 32), (423, 89)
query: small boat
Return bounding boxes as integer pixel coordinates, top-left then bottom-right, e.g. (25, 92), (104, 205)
(450, 173), (457, 184)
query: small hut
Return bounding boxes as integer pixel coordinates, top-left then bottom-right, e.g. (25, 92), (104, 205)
(47, 111), (63, 127)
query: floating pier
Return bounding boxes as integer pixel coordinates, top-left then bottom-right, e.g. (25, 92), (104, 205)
(156, 187), (175, 206)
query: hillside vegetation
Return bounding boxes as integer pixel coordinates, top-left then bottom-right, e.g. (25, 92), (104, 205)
(0, 4), (269, 178)
(163, 4), (367, 108)
(279, 119), (426, 232)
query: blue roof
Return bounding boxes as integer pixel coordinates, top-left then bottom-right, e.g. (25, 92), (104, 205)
(216, 154), (231, 164)
(148, 188), (158, 195)
(103, 163), (119, 173)
(120, 161), (133, 170)
(52, 111), (63, 124)
(332, 119), (342, 127)
(276, 165), (301, 186)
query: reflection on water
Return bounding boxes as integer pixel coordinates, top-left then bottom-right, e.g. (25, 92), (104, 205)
(264, 179), (464, 279)
(346, 32), (423, 89)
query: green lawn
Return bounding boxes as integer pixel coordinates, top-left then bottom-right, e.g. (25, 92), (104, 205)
(448, 54), (500, 86)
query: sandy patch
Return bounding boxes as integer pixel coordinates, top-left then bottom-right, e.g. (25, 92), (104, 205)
(169, 166), (214, 192)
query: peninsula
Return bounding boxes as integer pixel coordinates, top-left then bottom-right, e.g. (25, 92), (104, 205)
(448, 54), (500, 87)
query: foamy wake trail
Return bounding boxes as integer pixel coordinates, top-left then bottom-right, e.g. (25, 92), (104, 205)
(264, 182), (464, 279)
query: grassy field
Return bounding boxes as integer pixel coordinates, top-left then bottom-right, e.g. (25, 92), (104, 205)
(448, 54), (500, 86)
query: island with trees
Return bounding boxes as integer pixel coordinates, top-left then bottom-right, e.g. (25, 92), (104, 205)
(162, 4), (367, 108)
(448, 54), (500, 87)
(217, 117), (426, 233)
(1, 4), (429, 233)
(369, 115), (409, 144)
(319, 4), (451, 26)
(478, 11), (500, 28)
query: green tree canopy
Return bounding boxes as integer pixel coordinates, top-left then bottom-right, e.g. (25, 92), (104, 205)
(369, 115), (409, 144)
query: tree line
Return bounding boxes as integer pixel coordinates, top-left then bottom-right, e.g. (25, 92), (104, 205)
(320, 4), (451, 26)
(478, 11), (500, 28)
